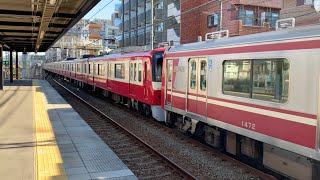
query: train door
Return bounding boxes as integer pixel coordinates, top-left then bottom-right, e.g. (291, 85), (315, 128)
(165, 59), (173, 107)
(186, 58), (208, 116)
(129, 62), (135, 95)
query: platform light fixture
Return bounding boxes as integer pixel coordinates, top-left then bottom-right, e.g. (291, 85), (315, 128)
(49, 0), (56, 5)
(40, 31), (45, 39)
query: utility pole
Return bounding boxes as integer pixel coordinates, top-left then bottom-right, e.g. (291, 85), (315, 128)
(16, 51), (18, 79)
(9, 49), (13, 83)
(150, 0), (154, 50)
(219, 0), (223, 31)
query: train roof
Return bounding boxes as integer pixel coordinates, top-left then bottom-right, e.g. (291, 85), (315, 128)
(166, 24), (320, 53)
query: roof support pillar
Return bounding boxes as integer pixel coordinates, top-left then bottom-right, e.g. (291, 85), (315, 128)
(16, 51), (18, 79)
(9, 49), (13, 83)
(0, 45), (3, 90)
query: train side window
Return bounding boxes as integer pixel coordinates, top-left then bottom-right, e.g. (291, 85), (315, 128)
(167, 60), (172, 83)
(223, 59), (289, 103)
(223, 60), (251, 98)
(115, 63), (125, 79)
(98, 64), (103, 75)
(109, 63), (112, 77)
(89, 64), (91, 74)
(200, 61), (207, 91)
(134, 63), (137, 81)
(190, 60), (197, 89)
(130, 63), (133, 81)
(138, 63), (142, 82)
(252, 59), (289, 103)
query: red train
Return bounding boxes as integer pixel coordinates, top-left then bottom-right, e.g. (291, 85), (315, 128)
(45, 24), (320, 180)
(45, 48), (165, 121)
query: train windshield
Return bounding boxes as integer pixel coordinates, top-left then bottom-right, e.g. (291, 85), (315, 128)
(152, 52), (164, 82)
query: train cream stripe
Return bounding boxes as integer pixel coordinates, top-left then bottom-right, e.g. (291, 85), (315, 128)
(170, 91), (317, 126)
(207, 99), (317, 126)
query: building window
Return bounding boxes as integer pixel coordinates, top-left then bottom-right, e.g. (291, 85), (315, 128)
(223, 59), (289, 103)
(115, 63), (125, 79)
(261, 12), (279, 28)
(154, 2), (163, 9)
(298, 0), (314, 5)
(155, 23), (164, 32)
(239, 9), (254, 26)
(207, 14), (218, 28)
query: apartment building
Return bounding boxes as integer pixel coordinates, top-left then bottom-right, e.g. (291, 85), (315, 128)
(281, 0), (320, 26)
(118, 0), (181, 49)
(112, 2), (122, 26)
(181, 0), (281, 44)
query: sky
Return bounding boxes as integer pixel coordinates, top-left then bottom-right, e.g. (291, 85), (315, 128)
(83, 0), (119, 20)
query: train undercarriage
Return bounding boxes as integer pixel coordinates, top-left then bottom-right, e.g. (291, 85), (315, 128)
(165, 110), (320, 180)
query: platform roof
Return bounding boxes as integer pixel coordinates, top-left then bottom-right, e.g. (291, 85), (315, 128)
(0, 0), (100, 52)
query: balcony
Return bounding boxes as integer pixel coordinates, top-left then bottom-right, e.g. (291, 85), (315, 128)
(124, 2), (130, 13)
(124, 20), (130, 31)
(119, 5), (123, 15)
(138, 35), (144, 45)
(145, 31), (151, 44)
(119, 23), (123, 32)
(154, 9), (164, 20)
(130, 0), (137, 10)
(131, 37), (137, 46)
(131, 17), (136, 28)
(138, 13), (145, 23)
(154, 31), (167, 43)
(107, 43), (119, 49)
(146, 10), (151, 21)
(138, 0), (144, 6)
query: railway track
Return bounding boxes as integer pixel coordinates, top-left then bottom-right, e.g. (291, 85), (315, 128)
(50, 77), (197, 179)
(49, 76), (277, 180)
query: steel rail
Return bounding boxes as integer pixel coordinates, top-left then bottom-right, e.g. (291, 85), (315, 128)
(51, 77), (198, 180)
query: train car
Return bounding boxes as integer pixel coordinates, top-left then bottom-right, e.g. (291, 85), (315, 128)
(161, 25), (320, 179)
(45, 48), (166, 122)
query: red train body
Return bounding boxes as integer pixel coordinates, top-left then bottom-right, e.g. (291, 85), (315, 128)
(45, 48), (165, 121)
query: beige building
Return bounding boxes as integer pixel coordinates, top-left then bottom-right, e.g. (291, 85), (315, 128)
(281, 0), (320, 26)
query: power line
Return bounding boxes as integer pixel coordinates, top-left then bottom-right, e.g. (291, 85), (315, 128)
(88, 0), (115, 21)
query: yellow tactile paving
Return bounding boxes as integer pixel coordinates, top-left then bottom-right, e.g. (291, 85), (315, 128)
(33, 80), (67, 180)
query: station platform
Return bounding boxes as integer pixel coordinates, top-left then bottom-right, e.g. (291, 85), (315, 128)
(0, 80), (137, 180)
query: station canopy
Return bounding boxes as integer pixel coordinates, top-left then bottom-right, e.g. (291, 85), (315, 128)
(0, 0), (100, 52)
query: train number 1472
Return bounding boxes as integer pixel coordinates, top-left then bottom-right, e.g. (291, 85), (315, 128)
(241, 121), (256, 130)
